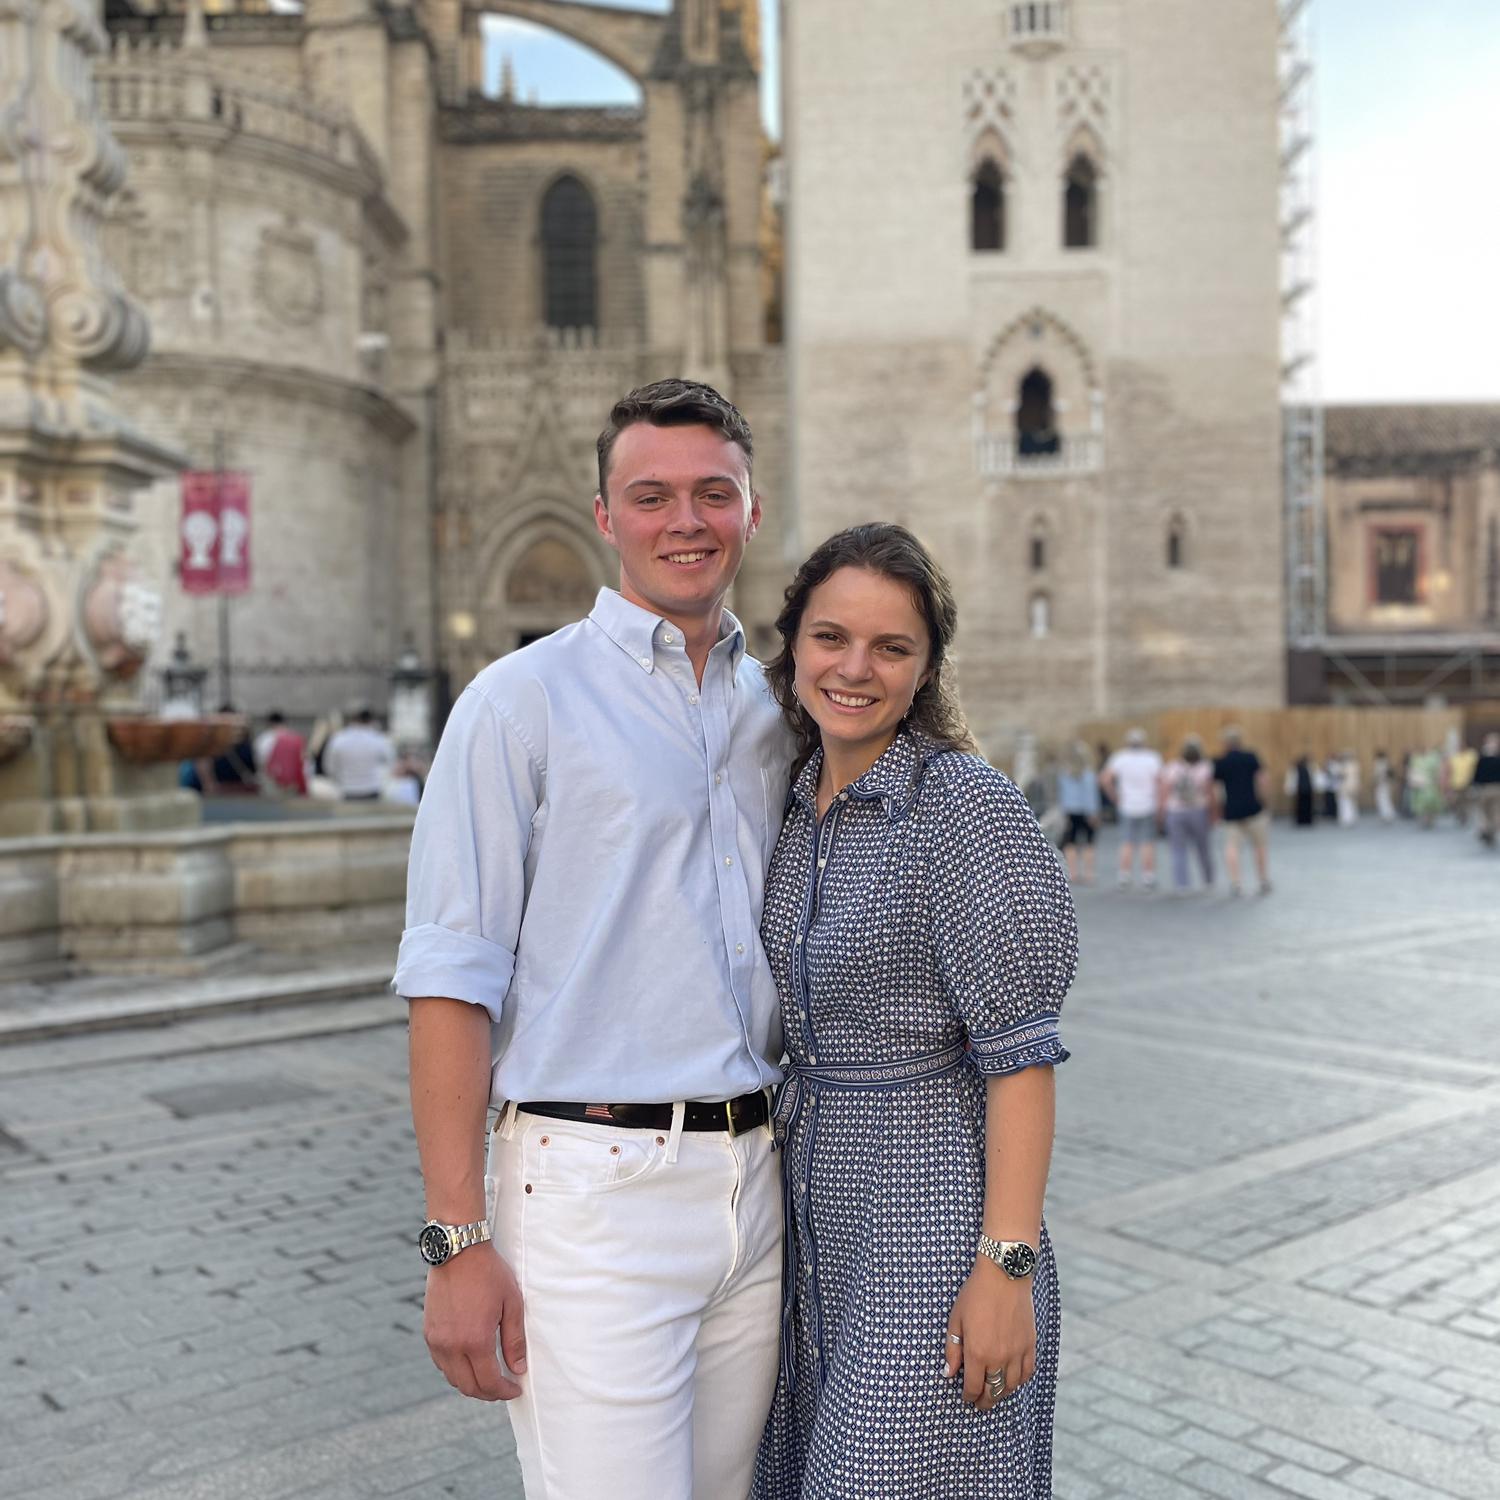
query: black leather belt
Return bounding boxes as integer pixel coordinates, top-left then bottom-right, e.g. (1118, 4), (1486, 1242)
(517, 1090), (770, 1137)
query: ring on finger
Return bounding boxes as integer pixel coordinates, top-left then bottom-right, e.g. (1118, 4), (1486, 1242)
(946, 1333), (963, 1347)
(984, 1370), (1005, 1396)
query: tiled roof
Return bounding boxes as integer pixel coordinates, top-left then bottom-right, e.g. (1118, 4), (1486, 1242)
(1323, 404), (1500, 462)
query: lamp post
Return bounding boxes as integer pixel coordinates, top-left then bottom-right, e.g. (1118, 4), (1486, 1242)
(388, 633), (434, 755)
(160, 632), (208, 719)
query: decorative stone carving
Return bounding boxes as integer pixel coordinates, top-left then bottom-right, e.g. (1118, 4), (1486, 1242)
(0, 561), (51, 664)
(256, 219), (325, 327)
(81, 552), (162, 679)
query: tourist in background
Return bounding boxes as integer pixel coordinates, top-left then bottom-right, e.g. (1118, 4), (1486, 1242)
(1372, 750), (1396, 822)
(1057, 741), (1101, 886)
(1214, 725), (1272, 896)
(1159, 736), (1215, 895)
(1095, 741), (1117, 824)
(1399, 750), (1414, 817)
(255, 711), (308, 799)
(1287, 754), (1317, 828)
(1319, 756), (1339, 821)
(324, 707), (395, 801)
(1474, 734), (1500, 848)
(1336, 751), (1361, 826)
(1447, 734), (1478, 825)
(1101, 729), (1163, 890)
(1407, 746), (1445, 829)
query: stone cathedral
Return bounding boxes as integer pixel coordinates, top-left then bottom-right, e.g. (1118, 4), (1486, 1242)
(91, 0), (1285, 753)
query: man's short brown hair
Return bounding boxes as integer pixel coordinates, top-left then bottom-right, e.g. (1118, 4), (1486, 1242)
(596, 379), (754, 505)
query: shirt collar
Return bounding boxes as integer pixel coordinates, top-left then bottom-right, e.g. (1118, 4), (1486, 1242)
(588, 587), (746, 675)
(789, 727), (936, 823)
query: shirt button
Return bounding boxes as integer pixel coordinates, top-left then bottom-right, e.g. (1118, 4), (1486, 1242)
(662, 632), (675, 644)
(795, 935), (803, 945)
(688, 693), (699, 704)
(715, 772), (723, 785)
(723, 855), (733, 868)
(638, 656), (650, 668)
(736, 943), (745, 955)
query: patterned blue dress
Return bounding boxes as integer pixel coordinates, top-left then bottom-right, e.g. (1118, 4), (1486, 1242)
(752, 730), (1077, 1500)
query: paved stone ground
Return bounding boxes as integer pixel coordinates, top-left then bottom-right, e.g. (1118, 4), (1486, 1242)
(1, 818), (1497, 1499)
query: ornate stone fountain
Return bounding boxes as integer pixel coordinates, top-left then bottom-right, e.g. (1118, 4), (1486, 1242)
(0, 0), (198, 836)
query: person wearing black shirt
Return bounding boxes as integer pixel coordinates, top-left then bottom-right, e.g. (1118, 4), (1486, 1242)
(1475, 733), (1500, 848)
(1213, 725), (1271, 897)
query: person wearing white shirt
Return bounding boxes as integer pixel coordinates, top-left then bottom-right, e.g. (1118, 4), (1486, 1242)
(1101, 729), (1164, 889)
(395, 380), (794, 1500)
(323, 710), (395, 799)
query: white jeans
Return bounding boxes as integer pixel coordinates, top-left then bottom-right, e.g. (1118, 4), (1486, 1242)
(487, 1105), (783, 1500)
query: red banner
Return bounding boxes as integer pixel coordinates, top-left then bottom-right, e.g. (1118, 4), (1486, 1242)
(179, 472), (252, 595)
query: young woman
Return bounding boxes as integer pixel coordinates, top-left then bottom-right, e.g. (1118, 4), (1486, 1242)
(752, 524), (1077, 1500)
(1158, 736), (1215, 893)
(1056, 740), (1101, 885)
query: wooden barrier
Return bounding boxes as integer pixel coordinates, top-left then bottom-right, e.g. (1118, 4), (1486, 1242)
(1074, 707), (1466, 814)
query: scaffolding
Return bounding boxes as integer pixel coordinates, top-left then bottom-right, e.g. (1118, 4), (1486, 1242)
(1279, 0), (1324, 649)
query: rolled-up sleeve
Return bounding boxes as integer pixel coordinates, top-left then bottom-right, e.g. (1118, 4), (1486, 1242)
(928, 761), (1078, 1076)
(392, 685), (542, 1020)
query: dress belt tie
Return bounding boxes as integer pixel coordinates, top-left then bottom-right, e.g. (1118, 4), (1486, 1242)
(774, 1041), (971, 1394)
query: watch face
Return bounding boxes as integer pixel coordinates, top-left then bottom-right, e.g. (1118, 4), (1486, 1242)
(1001, 1242), (1037, 1279)
(418, 1223), (452, 1266)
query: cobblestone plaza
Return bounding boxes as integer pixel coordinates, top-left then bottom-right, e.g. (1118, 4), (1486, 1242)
(2, 821), (1498, 1500)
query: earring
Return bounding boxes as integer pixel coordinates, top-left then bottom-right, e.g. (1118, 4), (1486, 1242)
(791, 682), (801, 704)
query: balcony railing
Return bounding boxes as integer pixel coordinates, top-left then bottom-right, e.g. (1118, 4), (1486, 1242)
(1008, 1), (1069, 51)
(976, 432), (1102, 478)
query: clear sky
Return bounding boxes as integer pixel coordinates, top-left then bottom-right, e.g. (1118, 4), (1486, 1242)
(484, 0), (1497, 404)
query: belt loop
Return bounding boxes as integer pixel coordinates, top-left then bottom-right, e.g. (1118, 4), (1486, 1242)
(498, 1099), (520, 1141)
(665, 1100), (686, 1164)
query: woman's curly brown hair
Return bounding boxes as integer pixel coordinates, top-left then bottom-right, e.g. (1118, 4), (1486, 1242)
(765, 523), (978, 774)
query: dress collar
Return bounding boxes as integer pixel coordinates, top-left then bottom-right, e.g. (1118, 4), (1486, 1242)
(588, 587), (746, 675)
(789, 727), (938, 823)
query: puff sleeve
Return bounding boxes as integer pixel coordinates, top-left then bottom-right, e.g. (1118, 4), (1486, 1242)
(926, 757), (1077, 1075)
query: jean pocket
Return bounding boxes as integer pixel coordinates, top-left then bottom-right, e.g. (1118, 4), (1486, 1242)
(528, 1123), (662, 1196)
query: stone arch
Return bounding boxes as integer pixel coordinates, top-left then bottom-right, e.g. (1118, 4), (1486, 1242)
(476, 500), (612, 655)
(979, 306), (1099, 392)
(1061, 125), (1105, 249)
(470, 0), (665, 85)
(975, 308), (1102, 474)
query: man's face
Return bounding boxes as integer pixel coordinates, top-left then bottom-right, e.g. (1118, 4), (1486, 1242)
(594, 421), (760, 626)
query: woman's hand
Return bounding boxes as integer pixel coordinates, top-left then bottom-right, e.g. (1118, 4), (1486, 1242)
(945, 1258), (1037, 1411)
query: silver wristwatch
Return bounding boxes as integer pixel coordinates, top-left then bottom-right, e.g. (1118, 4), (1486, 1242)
(977, 1234), (1038, 1279)
(418, 1218), (492, 1267)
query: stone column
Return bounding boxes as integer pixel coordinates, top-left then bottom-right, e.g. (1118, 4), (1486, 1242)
(0, 0), (188, 834)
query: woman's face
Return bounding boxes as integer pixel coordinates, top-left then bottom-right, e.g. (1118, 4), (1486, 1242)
(792, 566), (932, 767)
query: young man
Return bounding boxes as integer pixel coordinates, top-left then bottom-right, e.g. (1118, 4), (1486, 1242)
(1213, 724), (1272, 896)
(1101, 729), (1163, 889)
(394, 380), (793, 1500)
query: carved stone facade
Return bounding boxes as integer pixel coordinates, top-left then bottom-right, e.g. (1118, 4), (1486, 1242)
(84, 0), (1295, 750)
(783, 0), (1286, 752)
(93, 0), (778, 712)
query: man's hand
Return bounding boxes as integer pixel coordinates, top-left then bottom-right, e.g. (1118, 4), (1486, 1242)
(423, 1242), (528, 1401)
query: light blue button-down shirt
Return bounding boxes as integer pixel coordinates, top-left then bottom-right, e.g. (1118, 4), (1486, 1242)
(394, 588), (795, 1105)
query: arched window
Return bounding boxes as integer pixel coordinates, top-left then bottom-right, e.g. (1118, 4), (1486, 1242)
(1167, 516), (1187, 570)
(541, 176), (598, 330)
(971, 159), (1006, 252)
(1063, 154), (1098, 249)
(1016, 367), (1061, 456)
(1028, 592), (1051, 639)
(1030, 533), (1047, 571)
